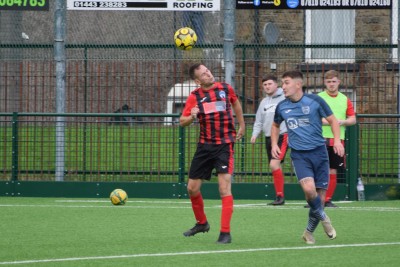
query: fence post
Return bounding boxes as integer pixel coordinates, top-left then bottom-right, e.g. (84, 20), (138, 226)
(11, 112), (19, 181)
(223, 0), (235, 87)
(346, 123), (359, 201)
(54, 0), (66, 181)
(178, 125), (186, 184)
(82, 46), (88, 181)
(241, 49), (247, 113)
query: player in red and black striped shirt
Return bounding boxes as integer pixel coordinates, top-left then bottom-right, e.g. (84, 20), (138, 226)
(180, 63), (245, 244)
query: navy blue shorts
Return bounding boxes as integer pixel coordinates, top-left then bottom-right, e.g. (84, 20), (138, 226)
(189, 143), (234, 180)
(290, 145), (329, 189)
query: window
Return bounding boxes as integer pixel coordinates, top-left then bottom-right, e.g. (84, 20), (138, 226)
(305, 10), (355, 63)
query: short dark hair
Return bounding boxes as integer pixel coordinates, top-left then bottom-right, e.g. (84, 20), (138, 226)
(262, 74), (278, 83)
(189, 63), (203, 80)
(282, 70), (303, 80)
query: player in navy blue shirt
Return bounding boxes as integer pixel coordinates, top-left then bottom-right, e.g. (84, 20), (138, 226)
(271, 70), (344, 245)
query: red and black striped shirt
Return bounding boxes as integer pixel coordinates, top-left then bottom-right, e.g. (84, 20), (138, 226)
(182, 82), (239, 144)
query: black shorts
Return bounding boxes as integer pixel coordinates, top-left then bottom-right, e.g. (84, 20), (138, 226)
(189, 143), (234, 180)
(327, 146), (345, 169)
(265, 133), (288, 163)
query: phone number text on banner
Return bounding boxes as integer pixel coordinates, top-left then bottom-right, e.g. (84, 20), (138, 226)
(67, 0), (220, 11)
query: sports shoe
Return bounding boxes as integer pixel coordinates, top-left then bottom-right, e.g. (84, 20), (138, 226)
(325, 201), (338, 208)
(183, 222), (210, 237)
(302, 230), (315, 245)
(268, 196), (285, 206)
(216, 232), (232, 244)
(321, 215), (337, 240)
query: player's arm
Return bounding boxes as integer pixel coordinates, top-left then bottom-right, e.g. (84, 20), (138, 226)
(250, 100), (264, 143)
(270, 122), (281, 159)
(179, 96), (199, 127)
(339, 98), (356, 126)
(323, 115), (356, 127)
(325, 114), (344, 157)
(232, 99), (245, 140)
(179, 113), (195, 127)
(179, 105), (198, 127)
(339, 115), (356, 126)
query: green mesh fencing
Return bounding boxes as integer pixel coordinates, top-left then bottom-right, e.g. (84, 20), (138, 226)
(0, 113), (297, 183)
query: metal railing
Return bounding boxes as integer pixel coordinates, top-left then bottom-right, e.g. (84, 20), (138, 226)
(1, 113), (399, 200)
(1, 113), (297, 183)
(1, 113), (399, 187)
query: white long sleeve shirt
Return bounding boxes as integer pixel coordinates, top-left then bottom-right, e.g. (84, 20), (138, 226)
(252, 88), (287, 138)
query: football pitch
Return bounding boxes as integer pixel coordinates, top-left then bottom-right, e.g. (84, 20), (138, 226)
(1, 198), (399, 267)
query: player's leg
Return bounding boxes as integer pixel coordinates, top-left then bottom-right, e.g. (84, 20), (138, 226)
(292, 147), (335, 243)
(300, 177), (336, 243)
(183, 144), (213, 237)
(267, 134), (287, 205)
(314, 147), (337, 240)
(187, 178), (207, 222)
(291, 149), (320, 243)
(300, 177), (325, 219)
(215, 143), (234, 244)
(325, 146), (341, 207)
(269, 159), (285, 205)
(217, 173), (233, 244)
(325, 168), (338, 206)
(299, 177), (320, 244)
(183, 178), (210, 237)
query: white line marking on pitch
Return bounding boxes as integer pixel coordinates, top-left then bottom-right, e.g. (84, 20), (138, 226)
(54, 199), (353, 205)
(0, 204), (190, 209)
(1, 203), (400, 212)
(55, 200), (191, 204)
(0, 242), (399, 265)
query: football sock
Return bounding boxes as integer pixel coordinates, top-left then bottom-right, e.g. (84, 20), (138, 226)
(272, 169), (285, 197)
(307, 195), (327, 221)
(220, 195), (234, 233)
(325, 174), (337, 202)
(306, 208), (320, 233)
(190, 193), (207, 225)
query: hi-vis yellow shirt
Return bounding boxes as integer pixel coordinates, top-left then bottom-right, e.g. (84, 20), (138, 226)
(318, 91), (348, 140)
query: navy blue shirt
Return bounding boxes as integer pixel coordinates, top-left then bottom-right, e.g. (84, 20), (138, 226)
(274, 94), (333, 151)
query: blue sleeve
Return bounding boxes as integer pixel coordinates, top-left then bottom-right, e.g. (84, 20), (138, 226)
(273, 101), (284, 124)
(312, 94), (333, 118)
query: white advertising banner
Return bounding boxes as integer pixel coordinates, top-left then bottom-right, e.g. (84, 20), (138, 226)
(67, 0), (220, 11)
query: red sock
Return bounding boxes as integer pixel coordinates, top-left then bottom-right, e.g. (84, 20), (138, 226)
(272, 169), (284, 197)
(325, 174), (337, 202)
(220, 195), (233, 233)
(190, 193), (207, 224)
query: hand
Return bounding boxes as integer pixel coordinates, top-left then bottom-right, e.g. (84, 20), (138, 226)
(271, 145), (281, 159)
(250, 136), (257, 144)
(236, 126), (245, 140)
(191, 105), (199, 119)
(333, 142), (345, 157)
